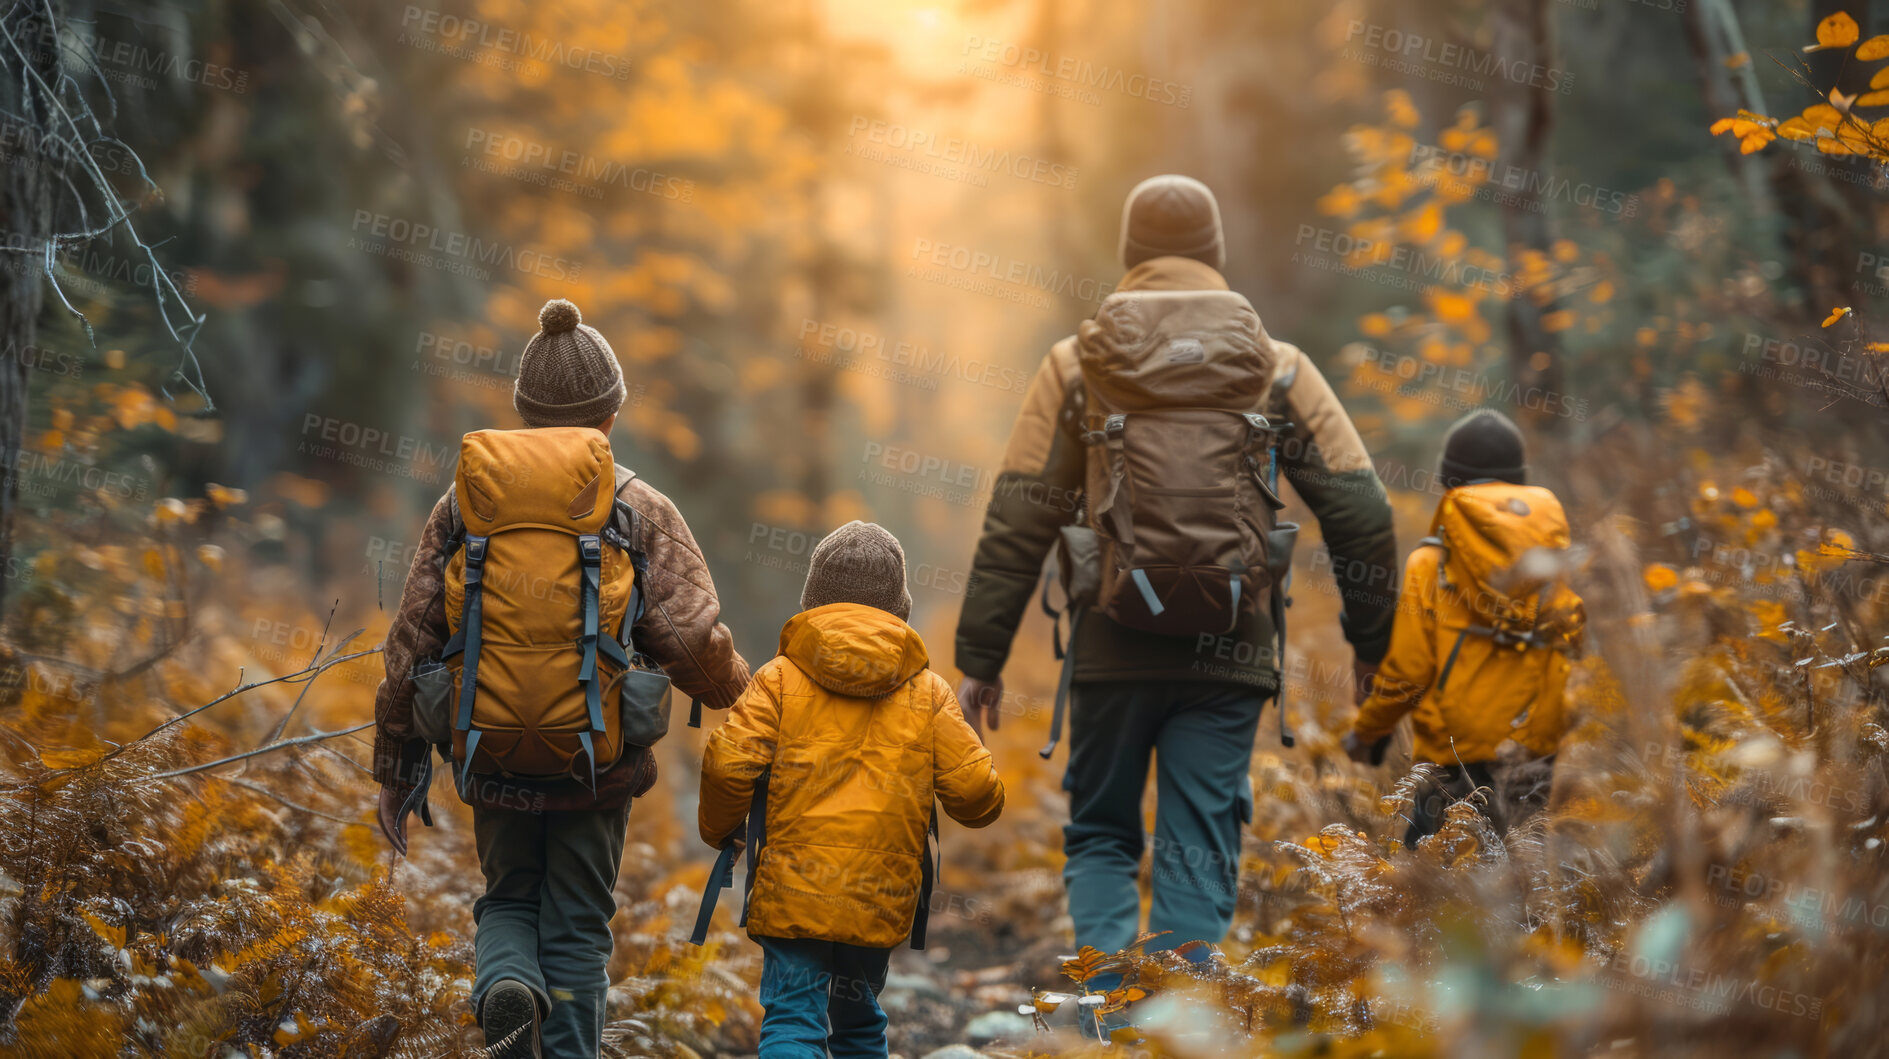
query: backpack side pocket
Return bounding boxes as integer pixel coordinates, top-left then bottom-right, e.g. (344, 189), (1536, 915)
(1056, 524), (1102, 610)
(619, 666), (674, 748)
(410, 660), (455, 746)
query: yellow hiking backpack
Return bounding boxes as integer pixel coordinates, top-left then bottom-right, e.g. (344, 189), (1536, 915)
(1423, 482), (1585, 754)
(439, 428), (639, 793)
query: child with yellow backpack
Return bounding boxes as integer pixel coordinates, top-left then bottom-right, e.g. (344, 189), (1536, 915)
(1343, 409), (1584, 847)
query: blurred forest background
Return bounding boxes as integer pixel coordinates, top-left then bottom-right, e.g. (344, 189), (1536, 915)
(1, 0), (1888, 1054)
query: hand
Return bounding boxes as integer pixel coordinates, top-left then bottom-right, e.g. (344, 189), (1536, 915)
(624, 746), (659, 799)
(377, 785), (412, 856)
(1341, 730), (1376, 765)
(1352, 660), (1379, 706)
(957, 676), (1004, 737)
(724, 831), (747, 852)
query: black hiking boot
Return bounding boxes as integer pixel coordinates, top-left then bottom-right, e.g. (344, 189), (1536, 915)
(481, 979), (543, 1059)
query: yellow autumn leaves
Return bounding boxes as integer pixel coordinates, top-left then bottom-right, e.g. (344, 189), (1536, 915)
(1711, 13), (1889, 160)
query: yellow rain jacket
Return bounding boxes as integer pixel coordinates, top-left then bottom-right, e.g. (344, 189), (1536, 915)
(699, 603), (1004, 948)
(1351, 482), (1585, 764)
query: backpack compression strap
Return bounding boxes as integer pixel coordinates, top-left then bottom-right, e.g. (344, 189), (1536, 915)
(1241, 413), (1297, 747)
(443, 534), (489, 799)
(689, 766), (769, 945)
(1040, 567), (1065, 661)
(1085, 414), (1167, 618)
(1039, 609), (1082, 760)
(576, 534), (633, 792)
(608, 493), (708, 731)
(1037, 538), (1078, 760)
(1436, 584), (1553, 694)
(1272, 585), (1292, 748)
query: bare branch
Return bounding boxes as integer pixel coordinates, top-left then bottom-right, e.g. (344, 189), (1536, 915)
(140, 722), (376, 783)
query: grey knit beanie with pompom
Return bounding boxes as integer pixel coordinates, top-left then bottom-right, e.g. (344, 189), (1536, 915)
(513, 299), (627, 428)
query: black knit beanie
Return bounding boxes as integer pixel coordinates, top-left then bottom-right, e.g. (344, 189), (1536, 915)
(1439, 409), (1528, 490)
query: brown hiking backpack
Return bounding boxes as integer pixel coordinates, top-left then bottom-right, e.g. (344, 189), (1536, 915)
(1034, 289), (1305, 760)
(1073, 289), (1296, 637)
(438, 428), (640, 794)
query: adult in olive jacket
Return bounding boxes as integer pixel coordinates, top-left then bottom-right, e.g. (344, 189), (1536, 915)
(954, 175), (1399, 961)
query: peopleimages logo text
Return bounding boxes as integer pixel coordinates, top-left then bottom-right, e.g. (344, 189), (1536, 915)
(1345, 21), (1575, 94)
(399, 5), (632, 79)
(349, 210), (582, 282)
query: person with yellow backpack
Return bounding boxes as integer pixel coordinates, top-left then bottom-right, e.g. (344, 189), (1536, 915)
(696, 521), (1004, 1058)
(1342, 409), (1585, 847)
(373, 299), (751, 1058)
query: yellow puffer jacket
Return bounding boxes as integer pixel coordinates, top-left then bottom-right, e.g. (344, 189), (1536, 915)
(1351, 482), (1585, 764)
(699, 603), (1004, 948)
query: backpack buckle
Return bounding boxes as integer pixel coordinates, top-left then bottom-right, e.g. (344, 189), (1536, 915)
(1082, 414), (1128, 446)
(579, 536), (602, 564)
(1491, 627), (1535, 649)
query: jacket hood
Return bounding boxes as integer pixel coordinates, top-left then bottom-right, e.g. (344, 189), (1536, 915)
(1117, 255), (1230, 293)
(1431, 482), (1570, 613)
(778, 602), (930, 698)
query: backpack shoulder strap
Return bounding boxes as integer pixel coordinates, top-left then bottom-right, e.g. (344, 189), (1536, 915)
(605, 463), (640, 547)
(1271, 353), (1300, 395)
(607, 464), (652, 651)
(911, 803), (940, 950)
(443, 486), (466, 560)
(688, 766), (770, 946)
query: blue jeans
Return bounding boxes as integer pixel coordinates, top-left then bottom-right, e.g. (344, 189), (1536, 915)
(471, 797), (633, 1059)
(1062, 680), (1264, 962)
(755, 935), (894, 1058)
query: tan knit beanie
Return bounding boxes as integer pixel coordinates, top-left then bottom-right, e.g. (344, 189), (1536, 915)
(800, 521), (913, 622)
(513, 299), (628, 428)
(1119, 174), (1225, 272)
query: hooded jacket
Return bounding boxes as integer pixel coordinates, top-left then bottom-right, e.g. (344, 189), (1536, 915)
(700, 603), (1004, 949)
(955, 255), (1399, 691)
(1351, 482), (1585, 763)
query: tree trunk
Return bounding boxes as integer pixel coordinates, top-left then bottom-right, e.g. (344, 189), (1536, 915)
(1781, 0), (1879, 322)
(1683, 0), (1776, 213)
(0, 2), (60, 618)
(1488, 0), (1568, 434)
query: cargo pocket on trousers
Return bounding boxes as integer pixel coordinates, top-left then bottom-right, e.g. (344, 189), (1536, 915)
(1236, 773), (1253, 828)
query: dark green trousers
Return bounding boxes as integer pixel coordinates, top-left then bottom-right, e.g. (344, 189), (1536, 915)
(471, 797), (633, 1058)
(1062, 680), (1265, 959)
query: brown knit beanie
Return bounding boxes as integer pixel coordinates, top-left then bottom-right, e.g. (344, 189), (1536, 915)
(1119, 174), (1226, 272)
(513, 299), (628, 428)
(800, 520), (912, 622)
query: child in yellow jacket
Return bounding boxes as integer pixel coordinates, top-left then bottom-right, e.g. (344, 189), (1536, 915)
(1343, 411), (1583, 847)
(699, 521), (1004, 1058)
